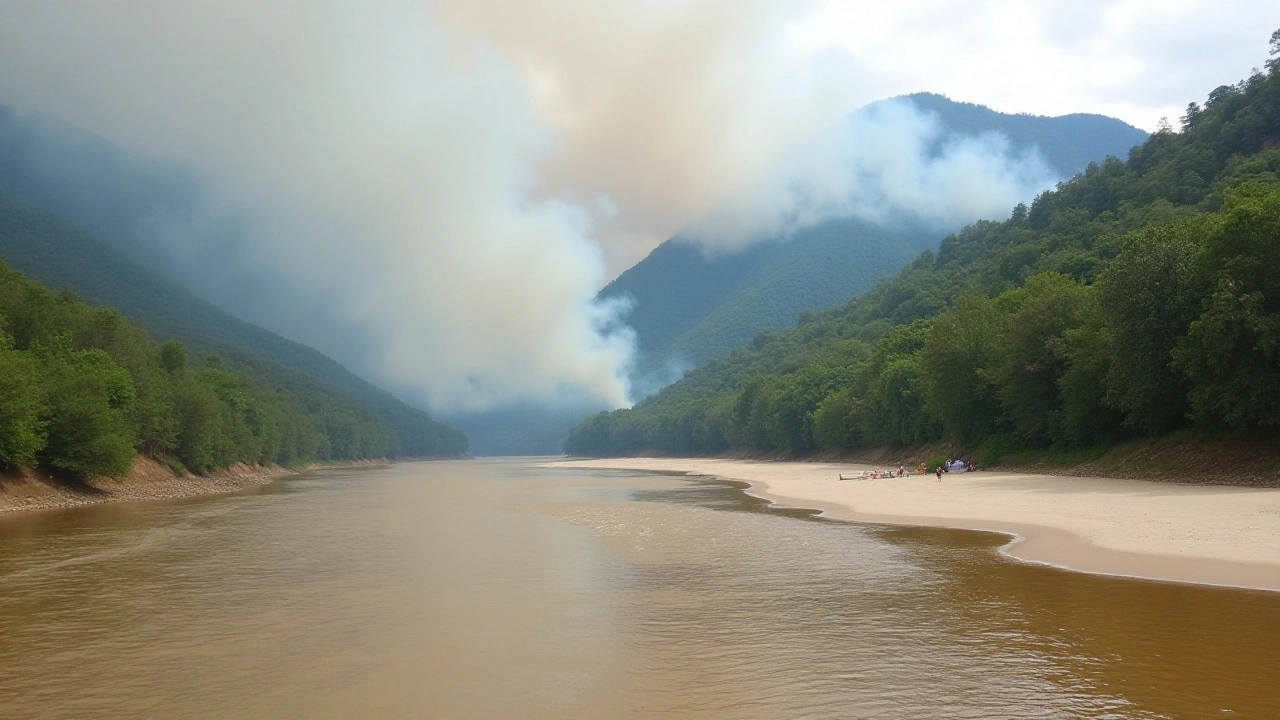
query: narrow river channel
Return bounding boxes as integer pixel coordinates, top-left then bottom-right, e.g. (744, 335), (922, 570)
(1, 459), (1276, 718)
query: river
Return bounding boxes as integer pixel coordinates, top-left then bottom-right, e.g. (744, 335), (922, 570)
(1, 459), (1276, 719)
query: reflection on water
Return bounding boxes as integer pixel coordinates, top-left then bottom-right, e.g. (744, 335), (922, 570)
(0, 460), (1277, 719)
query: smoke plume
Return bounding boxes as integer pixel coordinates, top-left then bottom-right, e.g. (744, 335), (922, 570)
(0, 1), (1063, 413)
(0, 3), (780, 411)
(0, 1), (851, 412)
(683, 98), (1057, 250)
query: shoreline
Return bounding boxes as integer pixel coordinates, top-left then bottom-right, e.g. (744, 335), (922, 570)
(0, 457), (308, 515)
(548, 457), (1280, 593)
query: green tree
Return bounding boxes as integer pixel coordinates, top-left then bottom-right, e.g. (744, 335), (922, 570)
(1173, 183), (1280, 427)
(849, 320), (935, 447)
(68, 306), (176, 457)
(35, 335), (137, 477)
(989, 274), (1094, 444)
(160, 341), (187, 374)
(1056, 298), (1125, 445)
(171, 380), (216, 472)
(813, 387), (860, 453)
(920, 296), (1007, 443)
(728, 377), (779, 451)
(0, 329), (45, 466)
(1097, 220), (1208, 433)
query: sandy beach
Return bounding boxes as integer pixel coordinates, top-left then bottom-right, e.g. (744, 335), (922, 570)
(549, 457), (1280, 592)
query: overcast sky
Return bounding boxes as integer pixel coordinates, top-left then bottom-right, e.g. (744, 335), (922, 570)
(793, 0), (1274, 135)
(0, 1), (1273, 412)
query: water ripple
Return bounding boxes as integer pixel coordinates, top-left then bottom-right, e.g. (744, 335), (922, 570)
(0, 461), (1275, 719)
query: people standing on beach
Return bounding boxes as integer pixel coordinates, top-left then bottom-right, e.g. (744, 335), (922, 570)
(897, 464), (904, 477)
(935, 465), (943, 481)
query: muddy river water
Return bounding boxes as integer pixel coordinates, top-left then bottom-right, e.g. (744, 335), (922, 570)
(1, 459), (1276, 718)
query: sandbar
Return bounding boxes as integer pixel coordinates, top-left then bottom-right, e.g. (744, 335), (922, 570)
(548, 457), (1280, 592)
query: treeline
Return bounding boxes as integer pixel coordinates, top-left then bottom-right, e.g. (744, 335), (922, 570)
(0, 191), (466, 459)
(566, 34), (1280, 459)
(0, 261), (446, 478)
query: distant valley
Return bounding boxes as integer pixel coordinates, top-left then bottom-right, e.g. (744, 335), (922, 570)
(0, 92), (1150, 457)
(460, 94), (1147, 454)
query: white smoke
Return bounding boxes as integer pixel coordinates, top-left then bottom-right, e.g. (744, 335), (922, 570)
(684, 98), (1058, 250)
(432, 0), (854, 274)
(0, 1), (840, 413)
(0, 1), (1069, 414)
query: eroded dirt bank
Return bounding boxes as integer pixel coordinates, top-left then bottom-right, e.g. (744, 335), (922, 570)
(0, 457), (299, 513)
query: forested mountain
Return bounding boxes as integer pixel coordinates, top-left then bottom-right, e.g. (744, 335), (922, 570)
(905, 93), (1152, 179)
(0, 259), (397, 477)
(0, 191), (466, 458)
(0, 105), (467, 457)
(605, 218), (915, 393)
(604, 93), (1148, 389)
(567, 40), (1280, 460)
(455, 93), (1148, 455)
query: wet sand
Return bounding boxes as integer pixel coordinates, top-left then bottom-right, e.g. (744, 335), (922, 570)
(550, 458), (1280, 592)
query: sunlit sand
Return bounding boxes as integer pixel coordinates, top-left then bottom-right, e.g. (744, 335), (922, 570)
(549, 458), (1280, 592)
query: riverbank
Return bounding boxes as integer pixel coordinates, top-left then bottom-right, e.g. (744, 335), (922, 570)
(0, 457), (300, 514)
(549, 457), (1280, 592)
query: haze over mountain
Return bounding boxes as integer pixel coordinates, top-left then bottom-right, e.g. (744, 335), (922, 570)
(568, 47), (1280, 459)
(607, 94), (1148, 386)
(0, 2), (1270, 456)
(0, 87), (1144, 455)
(456, 95), (1146, 454)
(0, 189), (466, 457)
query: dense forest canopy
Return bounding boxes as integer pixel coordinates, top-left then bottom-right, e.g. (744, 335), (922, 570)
(566, 35), (1280, 460)
(0, 260), (464, 478)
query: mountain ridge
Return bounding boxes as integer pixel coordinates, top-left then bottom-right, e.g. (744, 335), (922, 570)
(567, 54), (1280, 461)
(602, 93), (1148, 393)
(0, 190), (466, 456)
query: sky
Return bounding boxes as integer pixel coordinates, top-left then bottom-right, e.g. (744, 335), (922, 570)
(792, 1), (1274, 138)
(0, 0), (1273, 413)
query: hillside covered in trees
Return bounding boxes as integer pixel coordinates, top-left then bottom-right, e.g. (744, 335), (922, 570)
(603, 93), (1147, 389)
(0, 191), (466, 459)
(458, 94), (1147, 455)
(567, 37), (1280, 462)
(604, 217), (916, 393)
(0, 259), (458, 479)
